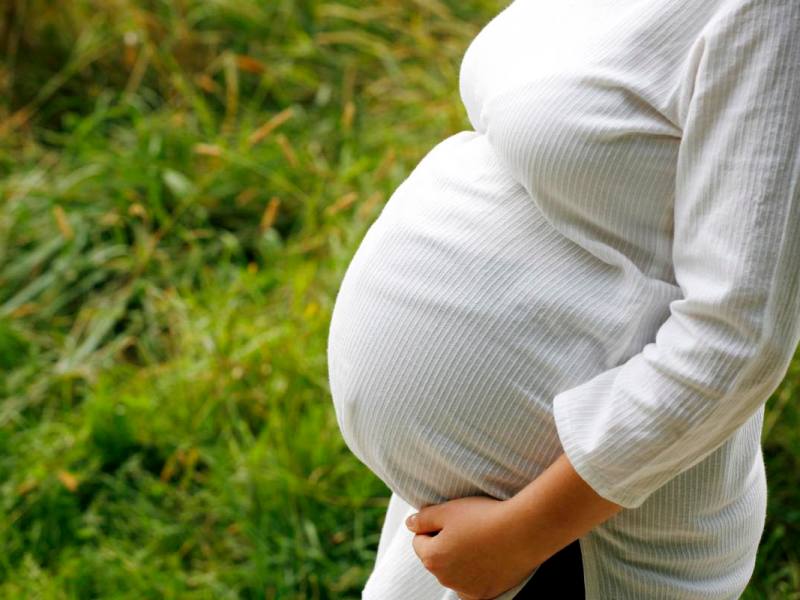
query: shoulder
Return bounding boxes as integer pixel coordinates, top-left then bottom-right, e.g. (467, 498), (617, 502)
(702, 0), (798, 38)
(673, 0), (799, 132)
(690, 0), (799, 77)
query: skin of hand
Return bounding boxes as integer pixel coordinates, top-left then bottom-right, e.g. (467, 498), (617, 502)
(406, 451), (624, 600)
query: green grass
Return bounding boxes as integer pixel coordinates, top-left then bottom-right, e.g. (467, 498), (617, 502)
(0, 1), (798, 598)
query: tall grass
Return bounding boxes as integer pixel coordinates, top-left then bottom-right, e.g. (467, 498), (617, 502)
(0, 0), (798, 598)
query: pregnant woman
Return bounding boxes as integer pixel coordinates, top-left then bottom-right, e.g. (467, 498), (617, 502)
(326, 1), (800, 598)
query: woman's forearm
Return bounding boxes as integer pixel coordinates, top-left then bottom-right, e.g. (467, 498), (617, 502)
(504, 452), (624, 568)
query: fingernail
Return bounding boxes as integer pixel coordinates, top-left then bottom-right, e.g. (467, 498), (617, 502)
(406, 514), (417, 529)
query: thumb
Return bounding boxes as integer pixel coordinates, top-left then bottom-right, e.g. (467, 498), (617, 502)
(405, 504), (444, 534)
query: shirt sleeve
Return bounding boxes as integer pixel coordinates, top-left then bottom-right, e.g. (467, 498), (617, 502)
(551, 0), (800, 509)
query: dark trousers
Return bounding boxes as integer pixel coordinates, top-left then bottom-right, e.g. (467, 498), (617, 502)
(513, 538), (585, 599)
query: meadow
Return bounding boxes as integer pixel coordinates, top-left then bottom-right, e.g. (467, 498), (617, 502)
(0, 1), (798, 598)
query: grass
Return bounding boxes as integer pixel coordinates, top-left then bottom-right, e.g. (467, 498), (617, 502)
(0, 0), (798, 598)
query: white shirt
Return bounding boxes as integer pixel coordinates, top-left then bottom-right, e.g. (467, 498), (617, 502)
(326, 0), (800, 598)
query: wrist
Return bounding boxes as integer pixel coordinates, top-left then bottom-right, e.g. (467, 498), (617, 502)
(501, 453), (624, 566)
(498, 493), (556, 568)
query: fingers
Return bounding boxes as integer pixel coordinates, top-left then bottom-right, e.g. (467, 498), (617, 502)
(412, 532), (487, 600)
(411, 532), (438, 566)
(405, 504), (445, 534)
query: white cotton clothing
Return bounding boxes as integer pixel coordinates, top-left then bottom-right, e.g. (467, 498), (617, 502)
(325, 0), (800, 598)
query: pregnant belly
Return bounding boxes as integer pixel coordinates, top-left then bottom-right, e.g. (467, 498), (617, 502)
(326, 131), (643, 509)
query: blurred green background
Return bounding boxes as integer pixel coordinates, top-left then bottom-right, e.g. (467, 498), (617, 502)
(0, 1), (797, 598)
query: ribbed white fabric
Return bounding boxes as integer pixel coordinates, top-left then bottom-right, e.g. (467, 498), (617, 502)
(326, 0), (800, 598)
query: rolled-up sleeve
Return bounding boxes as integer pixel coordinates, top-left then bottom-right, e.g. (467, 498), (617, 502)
(552, 0), (800, 509)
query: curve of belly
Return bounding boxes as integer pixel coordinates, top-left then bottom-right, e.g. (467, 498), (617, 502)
(327, 131), (649, 509)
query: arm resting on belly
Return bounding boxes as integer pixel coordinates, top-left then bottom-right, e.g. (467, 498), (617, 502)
(549, 2), (800, 509)
(406, 452), (622, 599)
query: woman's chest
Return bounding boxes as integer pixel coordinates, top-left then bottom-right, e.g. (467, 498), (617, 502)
(459, 0), (721, 132)
(457, 0), (725, 276)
